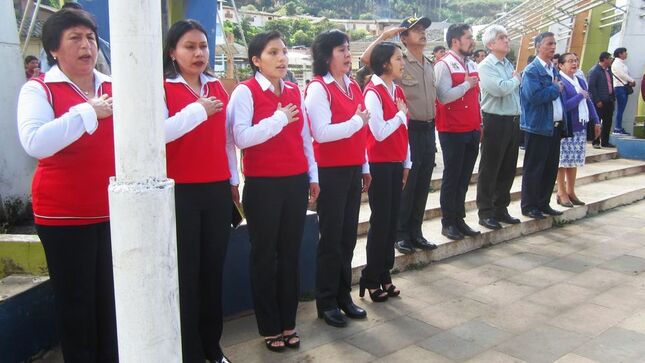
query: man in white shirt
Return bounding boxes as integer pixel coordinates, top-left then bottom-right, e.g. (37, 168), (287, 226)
(611, 47), (636, 135)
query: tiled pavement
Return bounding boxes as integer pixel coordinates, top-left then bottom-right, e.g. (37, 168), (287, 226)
(35, 200), (645, 363)
(221, 200), (645, 363)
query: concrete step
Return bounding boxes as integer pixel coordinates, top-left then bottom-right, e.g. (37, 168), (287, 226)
(358, 144), (617, 203)
(350, 172), (645, 283)
(355, 157), (645, 236)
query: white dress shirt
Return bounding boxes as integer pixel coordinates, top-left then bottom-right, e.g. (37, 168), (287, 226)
(537, 56), (564, 122)
(227, 72), (318, 183)
(304, 72), (369, 174)
(164, 73), (239, 186)
(364, 74), (412, 169)
(17, 65), (109, 159)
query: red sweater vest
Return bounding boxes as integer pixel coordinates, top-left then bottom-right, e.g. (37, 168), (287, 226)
(364, 82), (408, 163)
(164, 80), (231, 183)
(435, 52), (482, 132)
(239, 78), (308, 177)
(31, 79), (114, 225)
(305, 76), (367, 167)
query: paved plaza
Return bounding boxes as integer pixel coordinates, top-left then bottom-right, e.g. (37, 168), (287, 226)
(220, 200), (645, 363)
(36, 199), (645, 363)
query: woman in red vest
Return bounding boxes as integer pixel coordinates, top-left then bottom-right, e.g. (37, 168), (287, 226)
(304, 30), (370, 328)
(361, 42), (411, 302)
(227, 31), (319, 352)
(17, 9), (117, 362)
(162, 20), (238, 363)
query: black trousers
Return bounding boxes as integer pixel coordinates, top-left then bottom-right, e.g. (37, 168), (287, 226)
(438, 131), (480, 227)
(361, 162), (403, 289)
(397, 120), (436, 241)
(37, 222), (118, 363)
(476, 113), (520, 219)
(175, 181), (232, 362)
(243, 173), (309, 336)
(315, 166), (362, 312)
(592, 101), (614, 146)
(521, 126), (562, 213)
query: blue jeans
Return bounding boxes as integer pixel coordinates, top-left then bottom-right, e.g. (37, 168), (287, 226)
(615, 86), (628, 130)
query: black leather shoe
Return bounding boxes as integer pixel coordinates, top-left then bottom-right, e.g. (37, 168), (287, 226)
(318, 308), (347, 328)
(394, 240), (415, 254)
(441, 225), (464, 240)
(523, 209), (545, 219)
(457, 220), (481, 236)
(541, 205), (563, 216)
(339, 302), (367, 319)
(410, 236), (437, 250)
(497, 212), (520, 224)
(601, 143), (615, 148)
(479, 217), (502, 230)
(208, 355), (231, 363)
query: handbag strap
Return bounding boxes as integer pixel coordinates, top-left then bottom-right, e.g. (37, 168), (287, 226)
(612, 72), (627, 86)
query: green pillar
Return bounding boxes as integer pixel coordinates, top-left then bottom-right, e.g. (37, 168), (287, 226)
(579, 2), (613, 74)
(168, 0), (184, 25)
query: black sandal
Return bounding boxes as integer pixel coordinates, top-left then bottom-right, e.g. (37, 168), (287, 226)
(283, 331), (300, 348)
(359, 280), (389, 302)
(264, 335), (285, 352)
(382, 284), (400, 297)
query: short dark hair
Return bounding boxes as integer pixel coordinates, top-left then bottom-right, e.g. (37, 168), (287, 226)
(433, 45), (446, 53)
(42, 9), (98, 66)
(446, 23), (471, 48)
(311, 30), (350, 77)
(599, 51), (612, 62)
(163, 19), (213, 79)
(61, 2), (83, 10)
(613, 47), (627, 58)
(552, 53), (560, 61)
(527, 55), (536, 65)
(557, 52), (574, 65)
(534, 32), (555, 48)
(369, 42), (401, 76)
(24, 55), (38, 66)
(247, 31), (284, 73)
(474, 49), (486, 58)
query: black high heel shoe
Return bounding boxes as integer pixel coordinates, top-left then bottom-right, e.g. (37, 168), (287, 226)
(359, 281), (388, 302)
(382, 283), (400, 297)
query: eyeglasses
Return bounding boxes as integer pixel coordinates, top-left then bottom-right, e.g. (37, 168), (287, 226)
(564, 59), (579, 64)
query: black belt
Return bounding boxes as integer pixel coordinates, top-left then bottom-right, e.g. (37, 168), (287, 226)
(482, 112), (520, 121)
(409, 119), (435, 128)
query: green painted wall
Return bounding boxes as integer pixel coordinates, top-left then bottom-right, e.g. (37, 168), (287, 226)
(580, 3), (613, 74)
(0, 242), (47, 278)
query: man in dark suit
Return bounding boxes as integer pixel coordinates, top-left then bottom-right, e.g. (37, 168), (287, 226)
(587, 52), (615, 148)
(519, 32), (569, 219)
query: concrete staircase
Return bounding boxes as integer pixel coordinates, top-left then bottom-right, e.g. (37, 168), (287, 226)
(349, 145), (645, 282)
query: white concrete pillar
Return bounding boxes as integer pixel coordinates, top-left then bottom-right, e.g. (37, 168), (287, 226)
(0, 1), (36, 217)
(107, 1), (182, 361)
(616, 0), (645, 132)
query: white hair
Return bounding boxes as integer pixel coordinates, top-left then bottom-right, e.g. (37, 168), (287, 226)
(482, 25), (508, 50)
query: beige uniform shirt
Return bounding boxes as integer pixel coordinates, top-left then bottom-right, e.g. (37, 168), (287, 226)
(396, 50), (437, 121)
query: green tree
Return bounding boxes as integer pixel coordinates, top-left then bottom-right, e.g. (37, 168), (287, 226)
(264, 18), (293, 37)
(347, 29), (369, 41)
(291, 29), (313, 46)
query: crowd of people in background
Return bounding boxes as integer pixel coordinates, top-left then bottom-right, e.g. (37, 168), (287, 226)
(17, 4), (643, 363)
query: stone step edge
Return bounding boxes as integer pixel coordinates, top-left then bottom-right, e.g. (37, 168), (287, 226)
(355, 162), (645, 236)
(358, 151), (617, 202)
(350, 186), (645, 285)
